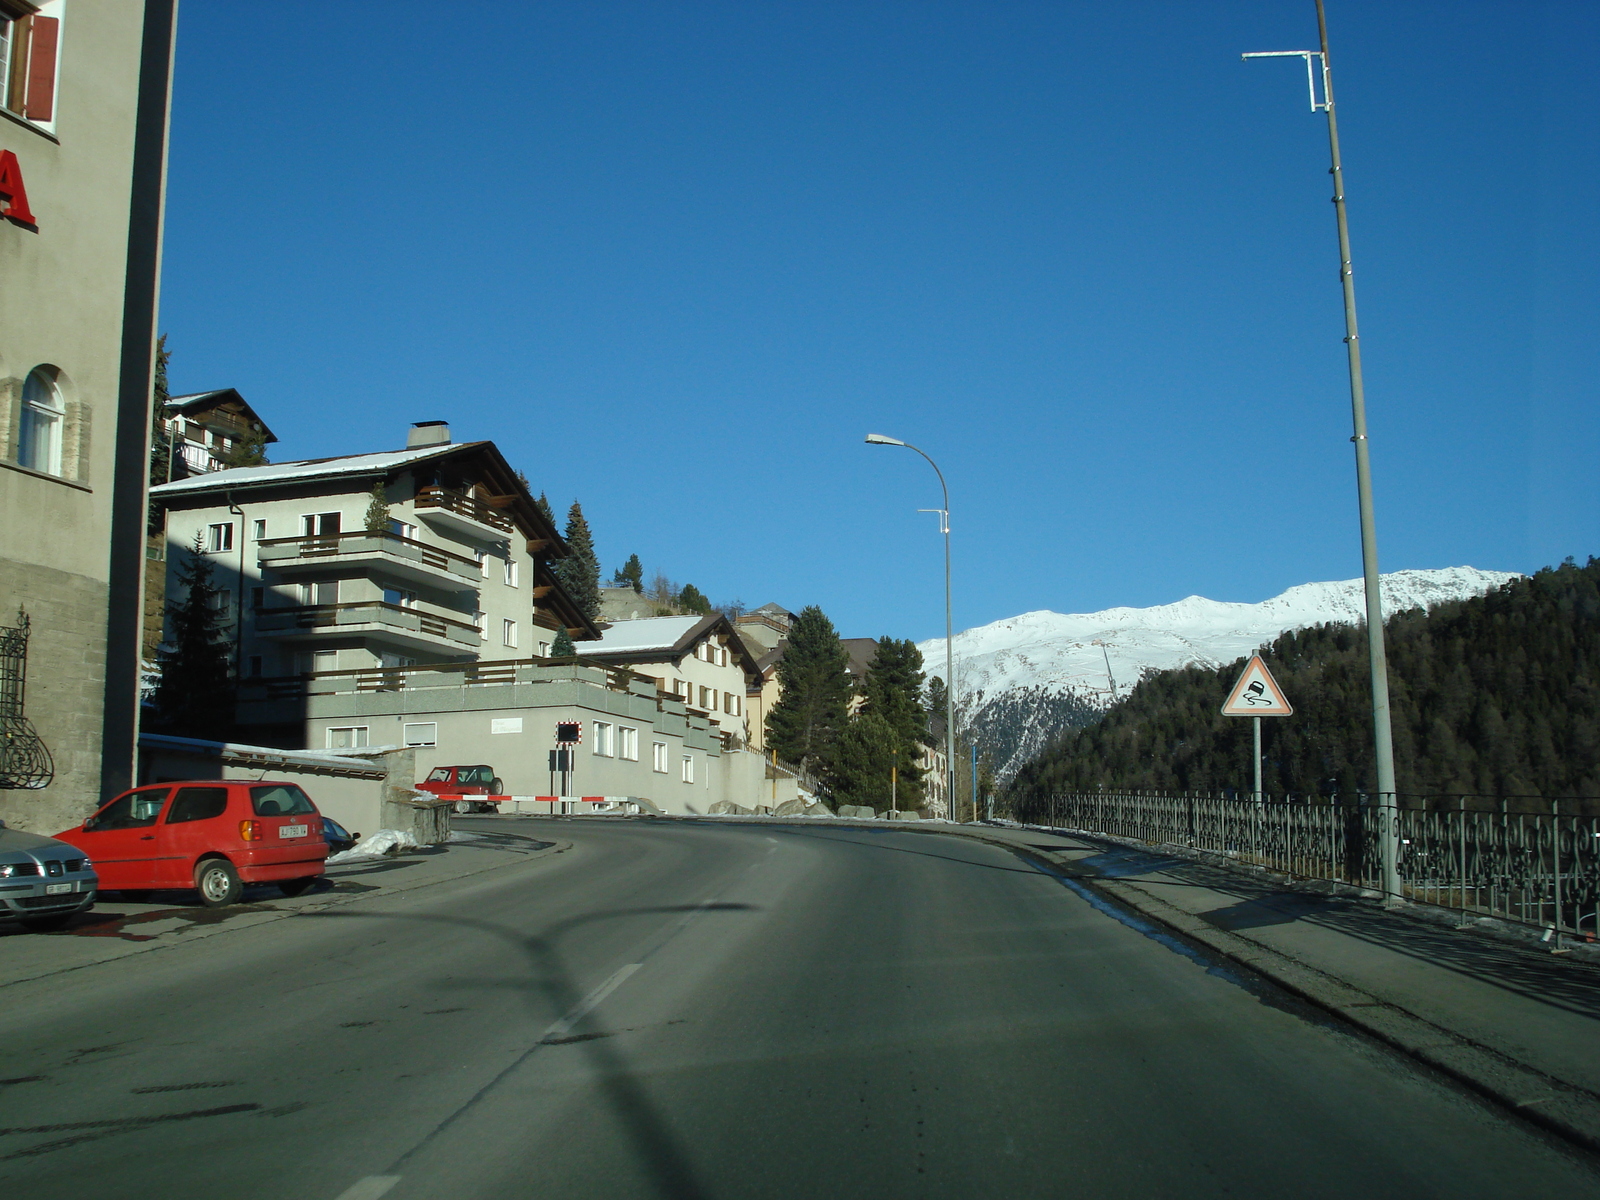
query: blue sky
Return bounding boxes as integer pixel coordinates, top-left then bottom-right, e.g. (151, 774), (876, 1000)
(159, 2), (1598, 644)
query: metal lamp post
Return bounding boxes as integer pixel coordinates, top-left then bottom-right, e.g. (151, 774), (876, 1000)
(865, 434), (957, 821)
(1245, 0), (1401, 905)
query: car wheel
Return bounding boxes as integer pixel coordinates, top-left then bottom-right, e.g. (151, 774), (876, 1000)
(491, 777), (504, 795)
(454, 800), (471, 814)
(277, 877), (317, 897)
(20, 914), (72, 932)
(195, 858), (243, 907)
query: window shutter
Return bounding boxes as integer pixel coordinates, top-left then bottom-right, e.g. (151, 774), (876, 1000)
(23, 15), (56, 122)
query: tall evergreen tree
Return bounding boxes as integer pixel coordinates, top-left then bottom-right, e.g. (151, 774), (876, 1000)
(614, 553), (644, 593)
(831, 712), (901, 811)
(147, 334), (172, 533)
(553, 501), (601, 622)
(534, 492), (555, 525)
(765, 605), (852, 781)
(850, 637), (929, 807)
(677, 583), (712, 615)
(151, 533), (235, 740)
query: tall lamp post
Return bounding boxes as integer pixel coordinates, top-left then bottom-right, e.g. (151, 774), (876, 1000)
(865, 434), (957, 821)
(1245, 0), (1401, 905)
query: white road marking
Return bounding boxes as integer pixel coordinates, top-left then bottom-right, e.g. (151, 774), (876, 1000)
(542, 963), (642, 1040)
(333, 1176), (402, 1200)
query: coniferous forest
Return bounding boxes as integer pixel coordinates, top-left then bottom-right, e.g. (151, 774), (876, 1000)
(1008, 557), (1600, 805)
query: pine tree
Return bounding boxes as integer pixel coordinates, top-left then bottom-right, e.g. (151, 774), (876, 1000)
(550, 627), (575, 658)
(363, 481), (391, 534)
(534, 492), (555, 525)
(765, 605), (852, 784)
(831, 712), (900, 811)
(553, 501), (601, 623)
(151, 533), (235, 740)
(854, 637), (929, 807)
(147, 335), (172, 534)
(677, 583), (712, 615)
(614, 553), (644, 593)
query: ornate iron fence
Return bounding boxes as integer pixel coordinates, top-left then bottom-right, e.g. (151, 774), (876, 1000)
(1014, 791), (1600, 942)
(0, 609), (54, 790)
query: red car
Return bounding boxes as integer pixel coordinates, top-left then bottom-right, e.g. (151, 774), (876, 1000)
(55, 780), (329, 906)
(417, 764), (503, 813)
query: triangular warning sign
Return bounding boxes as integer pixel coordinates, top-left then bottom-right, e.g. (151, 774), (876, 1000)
(1221, 655), (1294, 717)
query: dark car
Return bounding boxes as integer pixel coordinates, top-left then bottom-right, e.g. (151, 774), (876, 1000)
(322, 816), (358, 855)
(0, 821), (97, 931)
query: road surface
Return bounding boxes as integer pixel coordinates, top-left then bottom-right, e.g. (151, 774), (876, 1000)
(1, 819), (1596, 1199)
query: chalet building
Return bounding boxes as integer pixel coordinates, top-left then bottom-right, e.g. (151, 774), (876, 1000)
(150, 421), (598, 746)
(0, 2), (177, 833)
(734, 602), (795, 652)
(159, 387), (277, 479)
(572, 614), (762, 744)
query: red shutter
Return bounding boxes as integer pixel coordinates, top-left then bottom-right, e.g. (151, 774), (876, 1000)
(23, 15), (56, 122)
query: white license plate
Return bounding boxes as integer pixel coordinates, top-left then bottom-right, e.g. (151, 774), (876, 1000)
(279, 824), (308, 839)
(45, 882), (71, 895)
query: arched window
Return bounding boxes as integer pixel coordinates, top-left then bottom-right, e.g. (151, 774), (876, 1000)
(18, 368), (63, 476)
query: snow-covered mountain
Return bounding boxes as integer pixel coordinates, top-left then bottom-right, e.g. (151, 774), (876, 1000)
(919, 567), (1519, 781)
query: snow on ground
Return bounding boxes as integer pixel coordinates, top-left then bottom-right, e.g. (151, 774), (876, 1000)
(326, 829), (422, 864)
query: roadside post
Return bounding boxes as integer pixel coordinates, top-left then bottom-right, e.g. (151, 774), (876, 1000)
(554, 721), (581, 796)
(1222, 656), (1294, 861)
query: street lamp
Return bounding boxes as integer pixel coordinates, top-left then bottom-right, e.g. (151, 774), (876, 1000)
(865, 433), (957, 821)
(1244, 0), (1401, 906)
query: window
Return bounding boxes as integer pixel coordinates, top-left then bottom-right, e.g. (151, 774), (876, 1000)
(251, 784), (317, 816)
(379, 651), (415, 668)
(302, 512), (341, 537)
(326, 726), (369, 749)
(166, 787), (229, 825)
(717, 644), (727, 667)
(251, 519), (266, 540)
(207, 523), (234, 553)
(299, 580), (338, 606)
(300, 649), (337, 674)
(246, 655), (262, 678)
(475, 550), (488, 578)
(699, 685), (713, 710)
(388, 519), (417, 541)
(723, 692), (735, 714)
(620, 726), (638, 761)
(474, 610), (487, 641)
(593, 721), (614, 756)
(503, 559), (518, 587)
(501, 618), (518, 647)
(681, 754), (695, 784)
(2, 6), (61, 128)
(88, 788), (170, 831)
(403, 722), (438, 748)
(539, 641), (550, 657)
(205, 589), (232, 619)
(383, 587), (417, 609)
(652, 741), (668, 773)
(17, 368), (63, 475)
(250, 587), (264, 610)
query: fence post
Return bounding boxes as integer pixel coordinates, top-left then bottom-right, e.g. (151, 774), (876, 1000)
(1553, 799), (1565, 953)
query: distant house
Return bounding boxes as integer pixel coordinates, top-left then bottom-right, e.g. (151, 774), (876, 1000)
(574, 614), (763, 744)
(160, 389), (278, 479)
(735, 602), (796, 652)
(150, 421), (598, 745)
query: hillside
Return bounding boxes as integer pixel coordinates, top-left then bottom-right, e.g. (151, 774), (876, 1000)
(1007, 558), (1600, 803)
(921, 567), (1517, 781)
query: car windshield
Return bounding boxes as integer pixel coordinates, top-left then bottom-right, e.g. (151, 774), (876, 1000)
(426, 768), (452, 782)
(250, 784), (316, 817)
(90, 788), (170, 829)
(166, 787), (229, 824)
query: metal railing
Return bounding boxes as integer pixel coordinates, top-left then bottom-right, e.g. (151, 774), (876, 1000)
(414, 487), (514, 534)
(1013, 791), (1600, 943)
(258, 530), (482, 580)
(254, 601), (482, 647)
(0, 610), (53, 790)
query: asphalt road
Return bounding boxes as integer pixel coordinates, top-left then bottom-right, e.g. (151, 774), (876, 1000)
(1, 819), (1597, 1200)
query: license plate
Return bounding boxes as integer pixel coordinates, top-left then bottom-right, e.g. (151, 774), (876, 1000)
(280, 824), (308, 839)
(45, 882), (71, 895)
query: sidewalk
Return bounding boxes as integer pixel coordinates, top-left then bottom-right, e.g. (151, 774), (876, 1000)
(0, 827), (567, 990)
(948, 821), (1600, 1152)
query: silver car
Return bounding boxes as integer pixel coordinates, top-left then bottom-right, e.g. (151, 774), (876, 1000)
(0, 819), (97, 932)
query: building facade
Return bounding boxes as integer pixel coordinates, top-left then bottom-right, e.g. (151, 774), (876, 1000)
(0, 1), (177, 832)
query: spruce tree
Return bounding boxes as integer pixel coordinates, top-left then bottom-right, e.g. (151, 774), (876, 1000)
(615, 553), (644, 593)
(553, 501), (601, 623)
(363, 481), (391, 533)
(550, 627), (575, 658)
(147, 335), (172, 533)
(677, 583), (712, 615)
(151, 533), (235, 740)
(857, 637), (929, 806)
(831, 712), (900, 811)
(765, 605), (852, 782)
(534, 492), (555, 525)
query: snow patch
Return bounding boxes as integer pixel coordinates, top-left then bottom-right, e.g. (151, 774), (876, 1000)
(326, 828), (422, 864)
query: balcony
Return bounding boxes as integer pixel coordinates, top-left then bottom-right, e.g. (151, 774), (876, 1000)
(258, 531), (482, 588)
(254, 601), (482, 654)
(413, 486), (515, 539)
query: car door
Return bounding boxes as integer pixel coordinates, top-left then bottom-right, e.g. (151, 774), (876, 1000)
(156, 785), (233, 887)
(73, 788), (172, 889)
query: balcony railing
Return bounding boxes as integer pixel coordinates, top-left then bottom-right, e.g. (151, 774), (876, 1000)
(414, 487), (514, 534)
(254, 601), (482, 648)
(258, 530), (481, 582)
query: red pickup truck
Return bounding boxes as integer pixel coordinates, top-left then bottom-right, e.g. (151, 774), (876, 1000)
(417, 765), (504, 813)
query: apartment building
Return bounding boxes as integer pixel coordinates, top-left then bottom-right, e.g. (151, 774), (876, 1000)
(150, 422), (598, 746)
(0, 2), (177, 832)
(572, 614), (761, 744)
(159, 388), (277, 479)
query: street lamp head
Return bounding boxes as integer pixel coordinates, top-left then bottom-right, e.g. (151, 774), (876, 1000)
(864, 433), (906, 447)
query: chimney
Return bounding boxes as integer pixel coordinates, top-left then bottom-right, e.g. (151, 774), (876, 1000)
(407, 420), (450, 449)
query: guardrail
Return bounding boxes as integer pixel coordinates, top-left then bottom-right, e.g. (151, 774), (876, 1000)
(1013, 791), (1600, 943)
(258, 530), (481, 580)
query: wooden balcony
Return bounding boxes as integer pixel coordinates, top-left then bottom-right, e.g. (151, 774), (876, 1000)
(413, 487), (514, 537)
(258, 530), (482, 587)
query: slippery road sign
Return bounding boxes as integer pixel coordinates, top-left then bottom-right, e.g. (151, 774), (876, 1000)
(1221, 655), (1294, 717)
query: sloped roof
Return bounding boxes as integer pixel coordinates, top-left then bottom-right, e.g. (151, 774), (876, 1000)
(575, 615), (706, 656)
(165, 388), (279, 443)
(150, 443), (470, 497)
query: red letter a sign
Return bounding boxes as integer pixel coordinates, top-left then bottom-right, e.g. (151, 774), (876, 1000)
(0, 150), (37, 226)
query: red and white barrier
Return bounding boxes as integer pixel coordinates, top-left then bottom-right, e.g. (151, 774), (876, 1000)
(436, 794), (645, 816)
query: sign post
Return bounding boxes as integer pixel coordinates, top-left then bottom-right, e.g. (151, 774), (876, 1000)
(554, 721), (582, 796)
(1221, 656), (1294, 805)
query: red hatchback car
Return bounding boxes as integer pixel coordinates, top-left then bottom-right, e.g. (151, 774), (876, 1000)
(55, 780), (329, 906)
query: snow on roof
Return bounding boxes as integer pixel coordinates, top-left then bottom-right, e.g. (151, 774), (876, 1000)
(575, 615), (705, 656)
(150, 443), (471, 496)
(165, 389), (235, 410)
